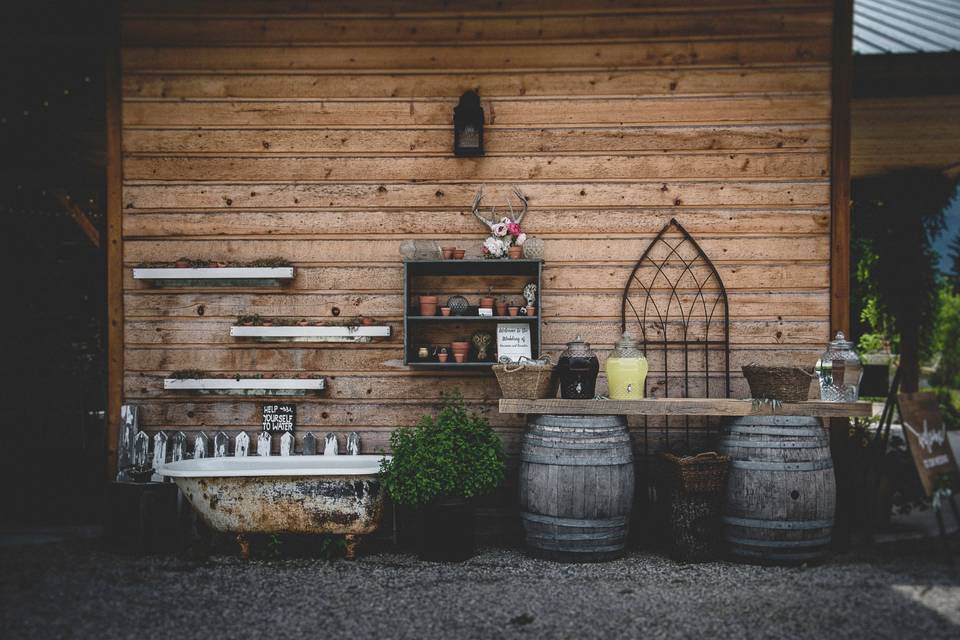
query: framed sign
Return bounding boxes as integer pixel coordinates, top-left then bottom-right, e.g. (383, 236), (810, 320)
(497, 323), (532, 362)
(897, 392), (960, 496)
(262, 403), (296, 434)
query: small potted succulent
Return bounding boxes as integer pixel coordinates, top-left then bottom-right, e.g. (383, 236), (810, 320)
(379, 391), (504, 561)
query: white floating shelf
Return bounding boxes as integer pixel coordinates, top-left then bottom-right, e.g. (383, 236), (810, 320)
(164, 378), (325, 396)
(133, 267), (294, 286)
(230, 325), (391, 343)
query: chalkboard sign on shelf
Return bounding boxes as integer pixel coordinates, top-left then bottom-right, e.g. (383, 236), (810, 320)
(897, 392), (960, 497)
(262, 404), (296, 434)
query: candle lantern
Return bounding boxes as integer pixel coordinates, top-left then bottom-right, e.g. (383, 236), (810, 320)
(453, 90), (484, 156)
(605, 331), (648, 400)
(815, 331), (863, 401)
(557, 335), (600, 399)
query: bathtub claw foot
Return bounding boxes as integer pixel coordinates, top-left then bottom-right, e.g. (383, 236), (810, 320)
(344, 534), (360, 560)
(237, 534), (250, 560)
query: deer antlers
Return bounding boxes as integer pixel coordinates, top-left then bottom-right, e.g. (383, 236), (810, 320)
(470, 185), (529, 230)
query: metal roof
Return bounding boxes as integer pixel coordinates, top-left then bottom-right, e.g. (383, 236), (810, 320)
(854, 0), (960, 54)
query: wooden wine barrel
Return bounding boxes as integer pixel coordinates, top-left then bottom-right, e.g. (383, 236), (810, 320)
(718, 416), (835, 565)
(519, 414), (634, 562)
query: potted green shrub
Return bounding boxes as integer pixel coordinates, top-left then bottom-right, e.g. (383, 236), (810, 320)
(379, 391), (504, 561)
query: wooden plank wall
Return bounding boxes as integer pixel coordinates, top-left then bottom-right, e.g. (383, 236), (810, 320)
(852, 95), (960, 178)
(119, 1), (835, 470)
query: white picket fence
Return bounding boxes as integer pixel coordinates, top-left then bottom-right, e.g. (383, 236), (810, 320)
(118, 404), (362, 481)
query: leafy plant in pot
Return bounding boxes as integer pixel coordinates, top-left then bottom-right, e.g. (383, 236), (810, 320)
(379, 391), (504, 561)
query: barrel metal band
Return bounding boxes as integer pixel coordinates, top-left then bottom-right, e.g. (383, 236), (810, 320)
(529, 542), (625, 554)
(719, 439), (825, 449)
(726, 535), (832, 549)
(729, 459), (833, 472)
(524, 438), (632, 451)
(524, 530), (627, 542)
(521, 512), (627, 528)
(723, 515), (833, 530)
(724, 427), (824, 437)
(522, 454), (634, 466)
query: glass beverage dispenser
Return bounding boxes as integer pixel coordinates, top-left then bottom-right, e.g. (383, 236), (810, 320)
(815, 331), (863, 401)
(605, 332), (648, 400)
(557, 335), (600, 399)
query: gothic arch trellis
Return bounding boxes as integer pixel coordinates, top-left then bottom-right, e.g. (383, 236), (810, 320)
(620, 218), (731, 457)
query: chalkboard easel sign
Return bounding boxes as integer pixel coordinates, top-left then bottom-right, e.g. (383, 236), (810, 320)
(262, 403), (296, 434)
(897, 392), (959, 496)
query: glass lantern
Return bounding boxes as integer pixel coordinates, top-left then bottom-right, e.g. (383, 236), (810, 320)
(605, 332), (648, 400)
(815, 331), (863, 401)
(557, 335), (600, 399)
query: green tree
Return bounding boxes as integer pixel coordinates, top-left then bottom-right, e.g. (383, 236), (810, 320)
(851, 169), (956, 391)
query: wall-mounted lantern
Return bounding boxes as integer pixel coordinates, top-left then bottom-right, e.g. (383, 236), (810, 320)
(454, 90), (484, 157)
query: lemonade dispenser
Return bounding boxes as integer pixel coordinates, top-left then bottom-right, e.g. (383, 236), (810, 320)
(605, 331), (648, 400)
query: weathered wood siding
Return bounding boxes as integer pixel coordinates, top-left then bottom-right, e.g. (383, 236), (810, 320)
(120, 1), (834, 464)
(852, 95), (960, 177)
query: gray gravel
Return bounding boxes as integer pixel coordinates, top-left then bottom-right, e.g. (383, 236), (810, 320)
(2, 540), (959, 639)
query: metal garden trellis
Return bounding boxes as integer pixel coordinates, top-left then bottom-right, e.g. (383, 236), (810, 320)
(620, 217), (731, 456)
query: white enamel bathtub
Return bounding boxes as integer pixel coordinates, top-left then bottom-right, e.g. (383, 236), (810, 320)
(158, 455), (391, 558)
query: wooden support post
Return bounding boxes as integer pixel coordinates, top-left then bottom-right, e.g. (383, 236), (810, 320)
(828, 0), (854, 550)
(830, 0), (853, 338)
(105, 0), (123, 479)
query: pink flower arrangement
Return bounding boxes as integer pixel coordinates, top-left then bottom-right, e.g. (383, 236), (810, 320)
(482, 217), (526, 258)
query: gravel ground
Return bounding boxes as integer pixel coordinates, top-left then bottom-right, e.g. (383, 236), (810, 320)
(2, 539), (959, 640)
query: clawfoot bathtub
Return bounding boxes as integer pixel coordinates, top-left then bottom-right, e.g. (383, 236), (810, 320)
(159, 455), (390, 559)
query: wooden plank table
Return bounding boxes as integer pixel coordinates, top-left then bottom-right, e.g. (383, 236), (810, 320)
(499, 398), (872, 418)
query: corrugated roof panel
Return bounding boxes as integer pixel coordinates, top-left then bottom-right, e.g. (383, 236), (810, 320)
(855, 0), (960, 54)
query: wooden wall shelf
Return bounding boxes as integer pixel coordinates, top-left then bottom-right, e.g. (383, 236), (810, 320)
(403, 259), (542, 368)
(499, 398), (872, 418)
(164, 378), (325, 396)
(230, 325), (391, 343)
(133, 267), (294, 286)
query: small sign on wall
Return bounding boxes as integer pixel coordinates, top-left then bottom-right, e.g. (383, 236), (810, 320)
(898, 392), (960, 496)
(497, 323), (532, 362)
(262, 403), (296, 434)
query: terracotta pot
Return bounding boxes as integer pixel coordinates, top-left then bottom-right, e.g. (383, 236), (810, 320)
(297, 319), (310, 326)
(508, 246), (523, 259)
(451, 341), (470, 356)
(175, 259), (191, 268)
(495, 302), (508, 316)
(419, 295), (439, 317)
(479, 297), (495, 309)
(508, 306), (520, 316)
(440, 307), (451, 316)
(361, 317), (375, 326)
(442, 248), (455, 259)
(525, 306), (536, 316)
(453, 249), (466, 259)
(453, 353), (466, 363)
(438, 352), (449, 363)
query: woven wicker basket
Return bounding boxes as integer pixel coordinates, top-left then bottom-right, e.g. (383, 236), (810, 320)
(742, 364), (814, 402)
(659, 452), (730, 495)
(493, 358), (557, 400)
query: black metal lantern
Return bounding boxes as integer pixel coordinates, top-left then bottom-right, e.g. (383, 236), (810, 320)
(453, 90), (484, 156)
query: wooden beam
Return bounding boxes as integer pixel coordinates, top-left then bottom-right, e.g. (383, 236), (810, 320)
(52, 190), (100, 249)
(499, 398), (872, 418)
(830, 0), (853, 338)
(105, 0), (123, 479)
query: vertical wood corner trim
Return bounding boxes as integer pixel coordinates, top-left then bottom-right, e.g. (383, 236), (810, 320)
(830, 0), (854, 337)
(106, 0), (124, 478)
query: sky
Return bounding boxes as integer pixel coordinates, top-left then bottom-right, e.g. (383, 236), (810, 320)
(933, 185), (960, 274)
